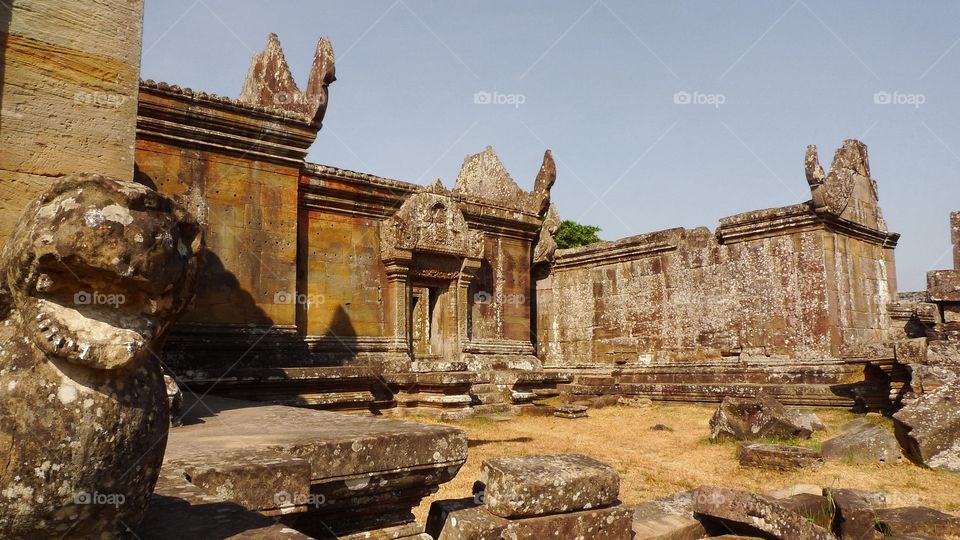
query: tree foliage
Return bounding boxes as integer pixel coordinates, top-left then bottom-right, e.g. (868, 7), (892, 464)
(555, 220), (601, 249)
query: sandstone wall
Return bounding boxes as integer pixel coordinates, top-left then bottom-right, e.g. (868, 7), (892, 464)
(136, 83), (317, 331)
(469, 235), (533, 342)
(0, 0), (144, 239)
(299, 190), (388, 338)
(538, 205), (897, 367)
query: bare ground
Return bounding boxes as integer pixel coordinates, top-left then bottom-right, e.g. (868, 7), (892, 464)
(411, 402), (960, 525)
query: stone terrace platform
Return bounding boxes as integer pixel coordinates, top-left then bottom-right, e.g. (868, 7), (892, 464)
(135, 394), (467, 539)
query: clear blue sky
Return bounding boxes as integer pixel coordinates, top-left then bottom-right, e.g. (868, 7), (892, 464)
(142, 1), (960, 291)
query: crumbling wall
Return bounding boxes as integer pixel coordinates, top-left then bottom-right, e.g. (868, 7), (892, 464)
(538, 140), (898, 367)
(0, 0), (144, 240)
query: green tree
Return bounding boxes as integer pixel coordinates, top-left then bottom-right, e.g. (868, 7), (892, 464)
(555, 220), (601, 249)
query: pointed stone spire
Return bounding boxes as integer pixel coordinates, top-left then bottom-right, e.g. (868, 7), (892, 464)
(237, 33), (336, 125)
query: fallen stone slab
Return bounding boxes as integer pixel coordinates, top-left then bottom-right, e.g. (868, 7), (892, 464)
(554, 403), (589, 418)
(692, 486), (834, 540)
(893, 380), (960, 472)
(825, 488), (889, 540)
(709, 394), (814, 442)
(630, 490), (707, 540)
(821, 423), (902, 465)
(478, 454), (620, 518)
(873, 507), (960, 538)
(619, 396), (654, 408)
(796, 411), (827, 432)
(738, 443), (822, 471)
(426, 498), (633, 540)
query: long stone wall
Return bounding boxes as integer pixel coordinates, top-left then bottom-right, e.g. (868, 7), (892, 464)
(537, 140), (898, 367)
(0, 0), (144, 239)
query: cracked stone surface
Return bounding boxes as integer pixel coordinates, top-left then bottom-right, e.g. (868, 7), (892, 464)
(693, 485), (834, 540)
(894, 379), (960, 472)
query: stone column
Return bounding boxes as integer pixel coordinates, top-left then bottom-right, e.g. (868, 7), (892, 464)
(952, 212), (960, 271)
(0, 0), (145, 240)
(457, 258), (483, 354)
(383, 256), (412, 353)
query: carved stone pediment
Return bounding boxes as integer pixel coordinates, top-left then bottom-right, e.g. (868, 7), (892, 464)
(380, 192), (483, 260)
(805, 139), (886, 232)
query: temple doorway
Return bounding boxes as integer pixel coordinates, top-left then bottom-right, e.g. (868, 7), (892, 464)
(410, 282), (454, 360)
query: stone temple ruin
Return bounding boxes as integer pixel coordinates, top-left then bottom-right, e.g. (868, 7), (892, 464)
(1, 2), (959, 539)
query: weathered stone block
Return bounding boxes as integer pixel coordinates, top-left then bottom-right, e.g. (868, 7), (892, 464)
(692, 486), (834, 540)
(777, 493), (834, 529)
(709, 394), (814, 442)
(427, 498), (633, 540)
(479, 454), (620, 518)
(554, 403), (589, 418)
(873, 506), (960, 538)
(826, 488), (889, 540)
(821, 424), (902, 465)
(630, 491), (707, 540)
(927, 270), (960, 302)
(894, 380), (960, 472)
(738, 443), (822, 471)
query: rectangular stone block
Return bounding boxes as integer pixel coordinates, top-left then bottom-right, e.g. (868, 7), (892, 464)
(928, 270), (960, 302)
(952, 212), (960, 270)
(428, 499), (633, 540)
(479, 454), (620, 518)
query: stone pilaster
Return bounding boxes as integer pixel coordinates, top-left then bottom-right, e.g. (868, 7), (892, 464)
(383, 256), (412, 353)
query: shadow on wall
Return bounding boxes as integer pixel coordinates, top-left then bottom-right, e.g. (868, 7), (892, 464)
(311, 304), (359, 365)
(186, 249), (274, 326)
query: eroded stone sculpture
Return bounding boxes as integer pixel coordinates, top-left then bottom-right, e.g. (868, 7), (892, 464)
(0, 175), (203, 537)
(238, 33), (336, 126)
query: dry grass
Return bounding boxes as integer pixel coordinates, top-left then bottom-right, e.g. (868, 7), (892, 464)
(410, 403), (960, 525)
